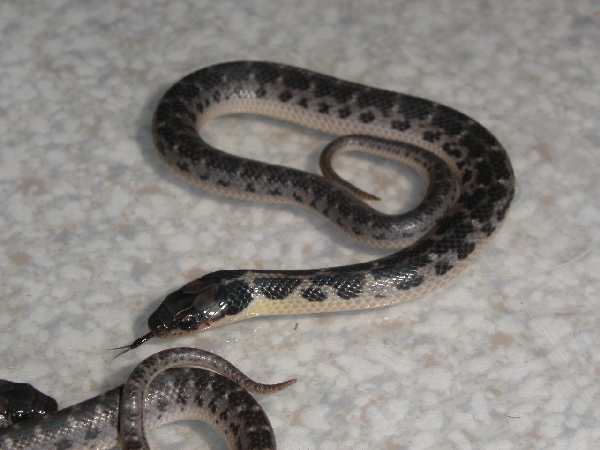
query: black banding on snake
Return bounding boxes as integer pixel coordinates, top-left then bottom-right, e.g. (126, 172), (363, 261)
(120, 61), (514, 349)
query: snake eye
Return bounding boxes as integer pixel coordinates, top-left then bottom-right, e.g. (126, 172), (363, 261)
(178, 315), (198, 331)
(10, 412), (30, 424)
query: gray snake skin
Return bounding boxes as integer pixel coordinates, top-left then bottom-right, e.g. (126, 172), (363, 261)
(0, 348), (295, 450)
(1, 61), (515, 449)
(126, 60), (515, 348)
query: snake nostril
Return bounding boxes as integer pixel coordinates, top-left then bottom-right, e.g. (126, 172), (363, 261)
(148, 314), (167, 335)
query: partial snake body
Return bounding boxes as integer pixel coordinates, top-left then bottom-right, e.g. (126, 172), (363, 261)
(0, 349), (295, 450)
(140, 61), (515, 342)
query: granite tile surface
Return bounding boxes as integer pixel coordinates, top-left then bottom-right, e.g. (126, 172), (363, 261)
(1, 1), (599, 449)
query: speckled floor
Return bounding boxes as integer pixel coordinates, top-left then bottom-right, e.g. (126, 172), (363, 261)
(1, 2), (599, 449)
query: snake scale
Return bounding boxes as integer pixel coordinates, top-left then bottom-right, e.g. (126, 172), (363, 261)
(1, 61), (515, 449)
(134, 60), (515, 346)
(1, 348), (295, 450)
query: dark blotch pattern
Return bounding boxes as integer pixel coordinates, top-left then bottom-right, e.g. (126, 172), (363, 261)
(391, 119), (410, 131)
(279, 91), (292, 102)
(301, 286), (327, 302)
(150, 61), (515, 333)
(434, 261), (453, 276)
(310, 273), (366, 299)
(359, 111), (375, 123)
(318, 102), (330, 114)
(217, 280), (254, 315)
(338, 106), (352, 118)
(1, 368), (277, 450)
(255, 277), (302, 300)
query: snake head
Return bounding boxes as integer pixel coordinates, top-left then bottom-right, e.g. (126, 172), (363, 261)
(0, 379), (58, 426)
(114, 271), (251, 355)
(148, 270), (250, 338)
(148, 277), (225, 338)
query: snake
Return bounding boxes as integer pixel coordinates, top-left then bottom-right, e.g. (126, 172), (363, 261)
(0, 348), (295, 450)
(118, 60), (515, 351)
(1, 61), (515, 449)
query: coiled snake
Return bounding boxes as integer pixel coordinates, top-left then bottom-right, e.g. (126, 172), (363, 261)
(125, 60), (515, 349)
(1, 61), (515, 449)
(0, 348), (295, 450)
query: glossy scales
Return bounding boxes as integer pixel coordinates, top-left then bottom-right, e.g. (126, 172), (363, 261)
(147, 61), (515, 339)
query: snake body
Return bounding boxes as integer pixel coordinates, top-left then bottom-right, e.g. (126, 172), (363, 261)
(0, 349), (295, 450)
(1, 61), (515, 449)
(142, 61), (515, 341)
